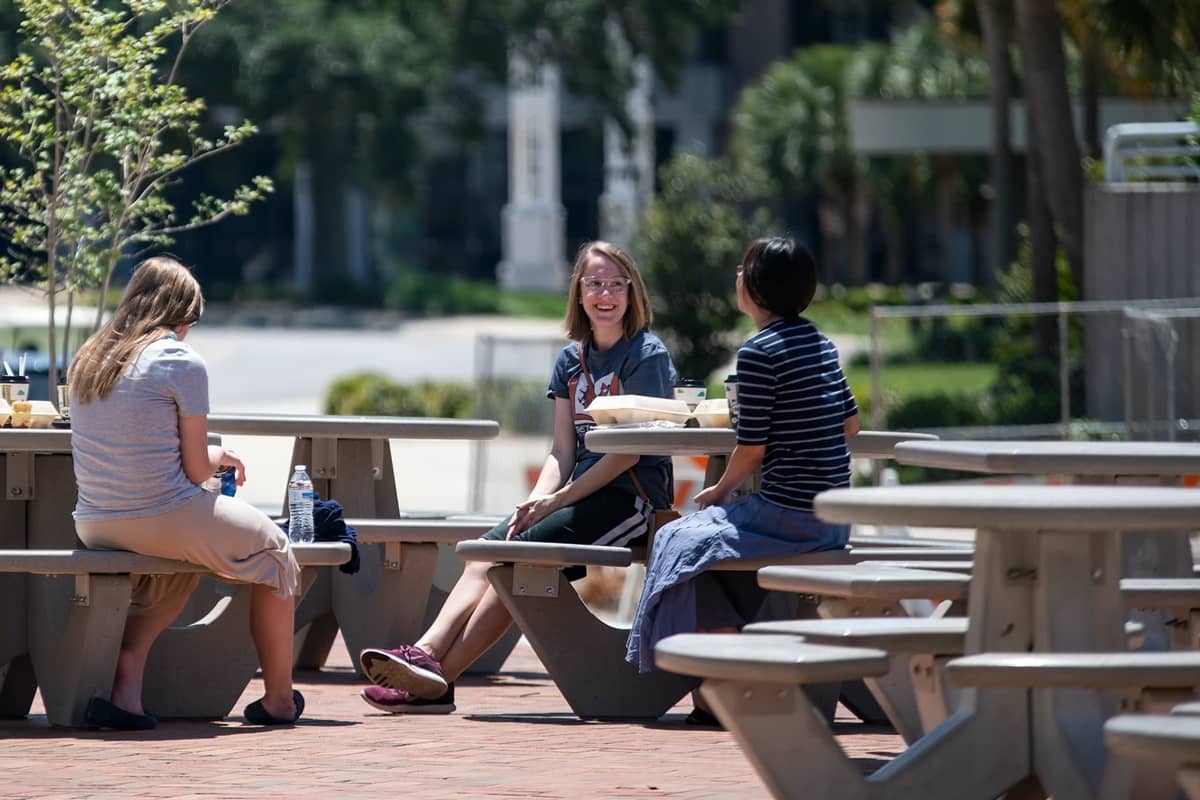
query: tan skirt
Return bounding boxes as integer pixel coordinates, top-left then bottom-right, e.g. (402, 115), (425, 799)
(76, 491), (301, 616)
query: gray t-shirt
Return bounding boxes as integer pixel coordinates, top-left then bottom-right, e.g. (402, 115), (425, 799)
(72, 336), (209, 520)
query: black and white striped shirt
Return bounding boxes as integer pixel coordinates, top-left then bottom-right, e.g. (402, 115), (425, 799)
(735, 317), (857, 511)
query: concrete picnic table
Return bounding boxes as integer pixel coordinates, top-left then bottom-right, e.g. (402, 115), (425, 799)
(753, 484), (1200, 799)
(206, 413), (501, 669)
(0, 415), (501, 720)
(896, 439), (1200, 648)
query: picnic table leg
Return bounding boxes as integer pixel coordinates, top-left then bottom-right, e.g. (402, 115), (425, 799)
(486, 563), (697, 719)
(0, 459), (34, 718)
(1179, 766), (1200, 800)
(877, 527), (1033, 798)
(0, 655), (36, 720)
(142, 579), (258, 719)
(28, 572), (133, 727)
(333, 541), (439, 669)
(1031, 529), (1126, 800)
(701, 678), (870, 800)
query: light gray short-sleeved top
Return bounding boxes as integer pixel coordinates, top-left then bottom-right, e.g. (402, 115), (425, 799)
(72, 336), (209, 520)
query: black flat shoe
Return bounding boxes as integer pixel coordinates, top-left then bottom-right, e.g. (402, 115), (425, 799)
(85, 697), (157, 731)
(685, 707), (723, 728)
(243, 690), (305, 725)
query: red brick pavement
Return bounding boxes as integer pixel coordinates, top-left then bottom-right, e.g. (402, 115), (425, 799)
(0, 637), (904, 799)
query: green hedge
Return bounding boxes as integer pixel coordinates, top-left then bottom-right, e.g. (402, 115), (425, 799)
(323, 372), (551, 435)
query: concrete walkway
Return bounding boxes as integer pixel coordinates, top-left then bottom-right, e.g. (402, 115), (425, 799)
(1, 635), (904, 799)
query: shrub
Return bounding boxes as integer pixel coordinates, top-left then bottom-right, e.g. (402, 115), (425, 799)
(323, 373), (472, 418)
(323, 373), (552, 435)
(884, 390), (989, 430)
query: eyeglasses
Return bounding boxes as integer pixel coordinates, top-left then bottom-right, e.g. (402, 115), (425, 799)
(186, 314), (201, 327)
(580, 277), (631, 295)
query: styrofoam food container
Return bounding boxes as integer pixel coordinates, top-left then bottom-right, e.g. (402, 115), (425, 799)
(587, 395), (693, 425)
(691, 398), (730, 428)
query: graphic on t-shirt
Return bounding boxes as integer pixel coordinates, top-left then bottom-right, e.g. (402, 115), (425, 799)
(569, 370), (622, 427)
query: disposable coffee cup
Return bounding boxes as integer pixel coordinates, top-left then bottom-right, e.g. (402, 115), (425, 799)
(723, 374), (739, 428)
(0, 376), (27, 404)
(56, 383), (70, 418)
(673, 379), (707, 411)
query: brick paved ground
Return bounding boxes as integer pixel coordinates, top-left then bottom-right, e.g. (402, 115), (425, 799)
(0, 636), (904, 799)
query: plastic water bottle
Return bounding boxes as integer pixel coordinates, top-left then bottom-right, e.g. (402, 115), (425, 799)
(287, 465), (315, 544)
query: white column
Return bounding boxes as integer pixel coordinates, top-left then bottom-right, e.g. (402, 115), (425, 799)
(600, 54), (655, 249)
(498, 54), (566, 292)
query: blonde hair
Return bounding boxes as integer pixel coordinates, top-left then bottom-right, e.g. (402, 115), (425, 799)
(69, 256), (205, 403)
(563, 241), (653, 343)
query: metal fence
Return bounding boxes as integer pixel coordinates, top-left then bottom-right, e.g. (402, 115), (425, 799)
(469, 333), (564, 511)
(868, 297), (1200, 440)
(1122, 306), (1200, 440)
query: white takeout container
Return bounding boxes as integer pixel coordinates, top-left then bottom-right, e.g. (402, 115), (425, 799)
(587, 395), (694, 426)
(0, 398), (9, 427)
(691, 398), (731, 428)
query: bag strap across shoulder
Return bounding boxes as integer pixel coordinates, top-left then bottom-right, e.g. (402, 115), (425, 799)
(577, 342), (672, 515)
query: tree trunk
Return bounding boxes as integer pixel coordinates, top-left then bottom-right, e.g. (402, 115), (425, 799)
(1027, 149), (1058, 362)
(1014, 0), (1085, 298)
(1081, 37), (1102, 159)
(303, 88), (350, 300)
(977, 0), (1015, 281)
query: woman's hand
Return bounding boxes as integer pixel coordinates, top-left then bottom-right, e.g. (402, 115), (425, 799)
(218, 448), (247, 487)
(694, 484), (730, 510)
(506, 493), (562, 539)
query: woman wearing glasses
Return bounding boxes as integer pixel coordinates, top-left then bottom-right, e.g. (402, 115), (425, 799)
(359, 241), (676, 714)
(69, 256), (303, 729)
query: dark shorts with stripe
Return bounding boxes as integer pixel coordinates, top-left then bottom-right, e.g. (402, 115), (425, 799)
(480, 485), (649, 581)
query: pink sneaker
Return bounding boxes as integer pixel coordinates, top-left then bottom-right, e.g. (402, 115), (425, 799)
(359, 644), (448, 699)
(360, 684), (455, 715)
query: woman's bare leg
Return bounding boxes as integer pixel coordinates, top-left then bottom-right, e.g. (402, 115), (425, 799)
(436, 585), (514, 682)
(110, 591), (193, 715)
(250, 583), (296, 719)
(414, 561), (493, 661)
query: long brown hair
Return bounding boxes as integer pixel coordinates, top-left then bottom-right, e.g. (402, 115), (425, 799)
(68, 256), (204, 403)
(563, 241), (653, 343)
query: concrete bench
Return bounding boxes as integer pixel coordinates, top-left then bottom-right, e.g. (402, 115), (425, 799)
(454, 540), (938, 720)
(654, 632), (895, 799)
(1102, 714), (1200, 800)
(2, 543), (350, 727)
(947, 651), (1200, 692)
(745, 616), (1147, 745)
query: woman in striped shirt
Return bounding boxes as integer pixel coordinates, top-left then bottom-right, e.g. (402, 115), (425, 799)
(626, 236), (860, 723)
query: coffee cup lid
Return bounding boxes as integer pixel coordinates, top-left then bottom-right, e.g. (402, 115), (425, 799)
(676, 379), (705, 388)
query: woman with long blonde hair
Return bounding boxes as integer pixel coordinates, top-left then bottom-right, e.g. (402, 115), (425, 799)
(69, 256), (303, 729)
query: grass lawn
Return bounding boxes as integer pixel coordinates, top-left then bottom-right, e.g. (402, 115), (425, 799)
(845, 361), (998, 400)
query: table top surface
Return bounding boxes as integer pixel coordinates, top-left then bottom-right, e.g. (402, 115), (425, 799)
(894, 439), (1200, 476)
(0, 414), (500, 448)
(815, 484), (1200, 530)
(584, 428), (935, 459)
(208, 413), (500, 439)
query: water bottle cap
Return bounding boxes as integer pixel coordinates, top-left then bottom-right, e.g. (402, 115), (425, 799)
(294, 464), (306, 471)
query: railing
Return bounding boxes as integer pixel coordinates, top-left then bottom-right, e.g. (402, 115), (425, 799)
(1103, 121), (1200, 183)
(868, 297), (1200, 438)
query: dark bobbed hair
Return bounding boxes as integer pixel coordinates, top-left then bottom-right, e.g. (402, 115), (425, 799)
(740, 237), (818, 318)
(563, 241), (653, 342)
